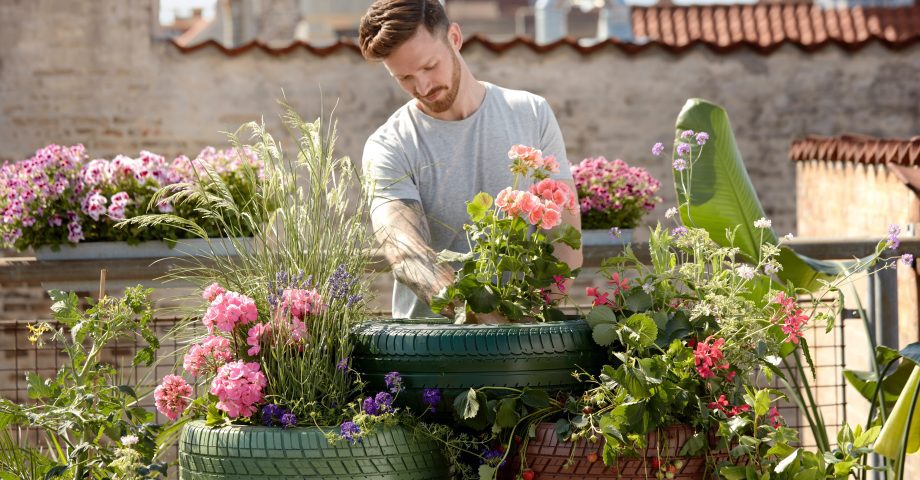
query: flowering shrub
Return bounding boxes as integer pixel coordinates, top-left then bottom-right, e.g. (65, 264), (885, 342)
(0, 143), (263, 250)
(571, 156), (661, 230)
(431, 144), (581, 323)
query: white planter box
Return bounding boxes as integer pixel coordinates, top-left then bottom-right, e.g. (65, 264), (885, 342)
(580, 228), (634, 246)
(34, 238), (250, 261)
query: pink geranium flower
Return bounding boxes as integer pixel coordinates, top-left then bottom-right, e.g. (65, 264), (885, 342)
(210, 361), (267, 419)
(202, 291), (258, 333)
(694, 336), (730, 379)
(183, 335), (233, 376)
(154, 375), (193, 421)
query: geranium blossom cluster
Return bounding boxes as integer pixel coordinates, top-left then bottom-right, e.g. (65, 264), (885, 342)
(508, 145), (559, 180)
(154, 374), (193, 421)
(772, 291), (809, 344)
(693, 336), (730, 379)
(183, 335), (233, 377)
(209, 360), (267, 418)
(572, 156), (661, 230)
(0, 143), (263, 250)
(202, 291), (259, 333)
(495, 187), (563, 229)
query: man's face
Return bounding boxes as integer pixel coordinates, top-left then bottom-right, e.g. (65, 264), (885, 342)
(383, 25), (461, 114)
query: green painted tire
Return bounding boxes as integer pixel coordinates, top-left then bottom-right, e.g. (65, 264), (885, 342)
(351, 318), (606, 414)
(179, 421), (449, 479)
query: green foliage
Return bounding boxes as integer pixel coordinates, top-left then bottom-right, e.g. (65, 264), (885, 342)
(0, 287), (165, 479)
(122, 100), (374, 427)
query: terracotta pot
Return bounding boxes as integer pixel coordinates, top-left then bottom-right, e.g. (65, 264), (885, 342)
(512, 423), (728, 480)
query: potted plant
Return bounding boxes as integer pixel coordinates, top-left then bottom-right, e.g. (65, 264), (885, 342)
(135, 104), (449, 479)
(352, 144), (606, 417)
(571, 156), (661, 246)
(0, 143), (262, 260)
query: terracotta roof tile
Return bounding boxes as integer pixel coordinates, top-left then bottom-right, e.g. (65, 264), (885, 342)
(790, 135), (920, 167)
(172, 3), (920, 56)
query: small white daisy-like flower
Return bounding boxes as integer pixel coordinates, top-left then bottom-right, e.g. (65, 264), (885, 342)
(642, 282), (655, 294)
(665, 207), (678, 219)
(753, 217), (772, 229)
(784, 233), (794, 241)
(736, 265), (756, 280)
(120, 435), (139, 446)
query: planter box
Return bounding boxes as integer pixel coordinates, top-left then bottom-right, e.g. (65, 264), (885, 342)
(179, 420), (448, 479)
(351, 318), (606, 416)
(508, 423), (729, 480)
(33, 237), (250, 261)
(581, 228), (634, 246)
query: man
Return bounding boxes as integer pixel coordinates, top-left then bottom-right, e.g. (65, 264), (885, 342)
(359, 0), (582, 322)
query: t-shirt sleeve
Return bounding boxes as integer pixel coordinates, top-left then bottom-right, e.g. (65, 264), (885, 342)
(362, 133), (421, 212)
(536, 98), (572, 181)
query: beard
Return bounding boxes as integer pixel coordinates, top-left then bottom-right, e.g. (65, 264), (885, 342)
(415, 52), (461, 113)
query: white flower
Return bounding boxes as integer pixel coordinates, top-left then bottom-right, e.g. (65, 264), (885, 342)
(764, 264), (781, 275)
(736, 265), (756, 280)
(642, 282), (655, 294)
(665, 207), (678, 219)
(784, 233), (794, 241)
(120, 435), (139, 446)
(754, 217), (772, 229)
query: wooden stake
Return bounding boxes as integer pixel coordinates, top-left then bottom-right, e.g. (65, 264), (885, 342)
(98, 269), (107, 300)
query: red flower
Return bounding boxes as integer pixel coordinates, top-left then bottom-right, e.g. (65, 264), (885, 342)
(586, 287), (612, 307)
(693, 336), (730, 379)
(708, 394), (729, 413)
(608, 272), (630, 295)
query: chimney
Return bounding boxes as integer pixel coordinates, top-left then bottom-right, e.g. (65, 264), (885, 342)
(534, 0), (571, 44)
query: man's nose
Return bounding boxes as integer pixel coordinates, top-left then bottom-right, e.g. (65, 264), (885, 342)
(416, 74), (432, 96)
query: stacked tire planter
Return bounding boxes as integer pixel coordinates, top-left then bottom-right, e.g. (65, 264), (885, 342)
(519, 423), (729, 480)
(351, 318), (606, 414)
(178, 420), (449, 479)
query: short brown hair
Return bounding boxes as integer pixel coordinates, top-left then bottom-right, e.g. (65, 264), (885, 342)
(358, 0), (450, 61)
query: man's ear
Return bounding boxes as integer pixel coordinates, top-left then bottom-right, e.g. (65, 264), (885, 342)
(447, 22), (463, 52)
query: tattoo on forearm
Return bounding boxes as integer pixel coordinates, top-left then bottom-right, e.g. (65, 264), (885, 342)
(372, 199), (455, 306)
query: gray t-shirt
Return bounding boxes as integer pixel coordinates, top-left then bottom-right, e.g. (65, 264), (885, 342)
(363, 82), (571, 318)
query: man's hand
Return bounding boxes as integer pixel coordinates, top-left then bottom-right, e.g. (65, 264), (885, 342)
(371, 199), (456, 316)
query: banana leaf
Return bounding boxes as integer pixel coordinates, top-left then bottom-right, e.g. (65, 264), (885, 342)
(672, 98), (872, 292)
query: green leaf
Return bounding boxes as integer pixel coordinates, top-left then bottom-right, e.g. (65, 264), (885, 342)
(495, 398), (520, 428)
(454, 388), (480, 420)
(619, 313), (658, 349)
(672, 99), (871, 292)
(478, 464), (497, 480)
(117, 385), (138, 400)
(545, 223), (582, 250)
(833, 461), (856, 476)
(775, 448), (801, 473)
(436, 249), (475, 264)
(44, 465), (70, 479)
(753, 389), (771, 417)
(586, 306), (617, 328)
(133, 347), (155, 367)
(466, 192), (493, 222)
(855, 426), (881, 449)
(26, 372), (52, 400)
(467, 285), (499, 314)
(876, 345), (903, 367)
(624, 291), (652, 312)
(901, 341), (920, 366)
(844, 361), (915, 405)
(521, 388), (551, 409)
(430, 285), (456, 315)
(718, 466), (750, 480)
(610, 364), (651, 399)
(678, 432), (707, 456)
(592, 324), (618, 347)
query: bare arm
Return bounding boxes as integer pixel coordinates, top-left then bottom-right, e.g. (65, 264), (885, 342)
(554, 178), (583, 271)
(371, 199), (456, 314)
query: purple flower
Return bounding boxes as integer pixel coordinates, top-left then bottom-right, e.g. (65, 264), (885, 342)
(384, 371), (403, 394)
(336, 357), (349, 371)
(673, 158), (687, 171)
(609, 227), (621, 239)
(672, 226), (688, 237)
(680, 129), (695, 139)
(676, 143), (692, 157)
(651, 143), (665, 156)
(887, 224), (901, 250)
(695, 132), (710, 145)
(362, 397), (379, 416)
(280, 412), (297, 428)
(374, 392), (394, 413)
(340, 421), (360, 443)
(261, 404), (282, 426)
(901, 253), (914, 266)
(327, 264), (359, 302)
(422, 388), (441, 412)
